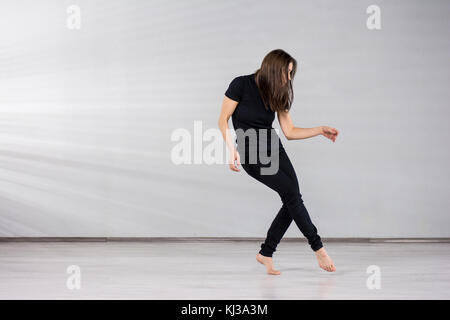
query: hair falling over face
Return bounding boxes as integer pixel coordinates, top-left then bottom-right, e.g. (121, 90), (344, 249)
(254, 49), (297, 113)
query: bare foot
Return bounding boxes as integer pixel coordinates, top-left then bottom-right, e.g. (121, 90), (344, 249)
(315, 247), (336, 272)
(256, 253), (281, 275)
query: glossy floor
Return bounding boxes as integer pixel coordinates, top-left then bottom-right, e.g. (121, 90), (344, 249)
(0, 241), (448, 299)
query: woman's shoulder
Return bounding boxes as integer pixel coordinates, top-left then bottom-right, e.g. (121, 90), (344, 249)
(229, 74), (245, 83)
(230, 73), (253, 82)
(241, 73), (255, 81)
(230, 74), (255, 90)
(225, 73), (255, 101)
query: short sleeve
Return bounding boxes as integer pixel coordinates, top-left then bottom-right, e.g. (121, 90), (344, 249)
(224, 76), (243, 102)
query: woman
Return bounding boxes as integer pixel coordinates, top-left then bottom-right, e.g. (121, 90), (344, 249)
(218, 49), (338, 275)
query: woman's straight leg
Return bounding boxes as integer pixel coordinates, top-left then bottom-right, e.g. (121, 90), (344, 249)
(259, 204), (293, 257)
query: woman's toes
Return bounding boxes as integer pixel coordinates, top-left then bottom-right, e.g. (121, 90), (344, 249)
(268, 269), (281, 275)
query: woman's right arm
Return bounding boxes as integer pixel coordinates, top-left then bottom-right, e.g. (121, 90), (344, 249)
(218, 96), (240, 172)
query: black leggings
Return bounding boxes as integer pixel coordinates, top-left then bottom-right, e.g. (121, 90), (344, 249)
(241, 146), (323, 257)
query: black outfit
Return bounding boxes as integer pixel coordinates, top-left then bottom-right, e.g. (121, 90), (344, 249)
(225, 73), (323, 256)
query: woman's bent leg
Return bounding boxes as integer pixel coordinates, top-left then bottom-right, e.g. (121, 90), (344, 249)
(276, 149), (323, 251)
(242, 149), (323, 253)
(280, 192), (323, 251)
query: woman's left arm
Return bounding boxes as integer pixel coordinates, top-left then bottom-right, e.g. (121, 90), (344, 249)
(277, 109), (339, 142)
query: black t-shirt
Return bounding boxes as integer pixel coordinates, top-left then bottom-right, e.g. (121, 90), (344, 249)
(225, 73), (283, 156)
(225, 73), (275, 131)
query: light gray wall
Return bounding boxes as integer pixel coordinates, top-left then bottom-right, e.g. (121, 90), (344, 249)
(0, 0), (449, 237)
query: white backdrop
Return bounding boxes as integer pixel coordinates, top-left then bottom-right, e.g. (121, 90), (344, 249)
(0, 0), (449, 237)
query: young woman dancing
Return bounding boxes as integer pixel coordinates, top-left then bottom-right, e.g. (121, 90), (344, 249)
(218, 49), (339, 275)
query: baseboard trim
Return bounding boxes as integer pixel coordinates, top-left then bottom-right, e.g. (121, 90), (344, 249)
(0, 237), (449, 243)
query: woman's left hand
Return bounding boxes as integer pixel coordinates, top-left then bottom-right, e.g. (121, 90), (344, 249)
(321, 126), (339, 142)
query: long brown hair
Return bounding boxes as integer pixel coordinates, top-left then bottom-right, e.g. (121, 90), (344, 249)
(254, 49), (297, 113)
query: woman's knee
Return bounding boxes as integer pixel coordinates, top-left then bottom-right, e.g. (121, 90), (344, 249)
(281, 192), (303, 207)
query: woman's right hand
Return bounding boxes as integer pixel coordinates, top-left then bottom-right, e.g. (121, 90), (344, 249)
(229, 149), (241, 172)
